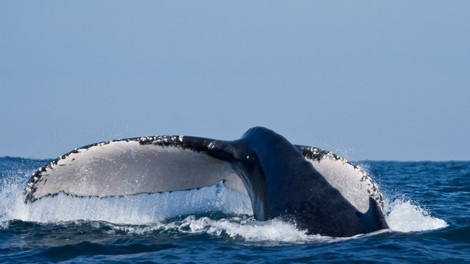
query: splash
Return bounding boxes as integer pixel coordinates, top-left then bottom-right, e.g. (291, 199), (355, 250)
(385, 199), (448, 232)
(0, 177), (252, 226)
(0, 177), (26, 227)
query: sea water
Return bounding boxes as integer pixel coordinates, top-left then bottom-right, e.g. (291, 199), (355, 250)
(0, 157), (468, 263)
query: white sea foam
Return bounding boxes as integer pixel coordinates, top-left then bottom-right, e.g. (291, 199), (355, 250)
(103, 216), (316, 243)
(0, 179), (252, 225)
(385, 199), (448, 232)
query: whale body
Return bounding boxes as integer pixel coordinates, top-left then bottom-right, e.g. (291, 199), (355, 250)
(25, 127), (388, 237)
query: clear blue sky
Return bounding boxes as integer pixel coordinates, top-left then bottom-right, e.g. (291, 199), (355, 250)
(1, 1), (469, 161)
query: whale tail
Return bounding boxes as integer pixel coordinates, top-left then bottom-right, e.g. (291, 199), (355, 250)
(24, 127), (388, 237)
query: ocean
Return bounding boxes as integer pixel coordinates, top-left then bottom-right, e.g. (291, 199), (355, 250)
(0, 157), (468, 263)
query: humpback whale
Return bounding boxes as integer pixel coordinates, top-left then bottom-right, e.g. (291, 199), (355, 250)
(24, 127), (388, 237)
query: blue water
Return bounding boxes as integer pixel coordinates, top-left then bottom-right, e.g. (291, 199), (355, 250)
(0, 157), (469, 263)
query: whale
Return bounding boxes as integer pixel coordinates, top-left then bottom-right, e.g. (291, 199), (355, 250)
(24, 126), (388, 237)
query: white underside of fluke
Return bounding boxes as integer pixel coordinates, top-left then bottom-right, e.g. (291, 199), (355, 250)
(27, 140), (247, 201)
(308, 156), (380, 213)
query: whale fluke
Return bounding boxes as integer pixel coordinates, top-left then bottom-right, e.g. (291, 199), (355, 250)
(25, 127), (388, 237)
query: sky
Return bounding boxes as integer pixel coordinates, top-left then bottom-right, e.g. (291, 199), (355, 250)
(0, 1), (469, 161)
